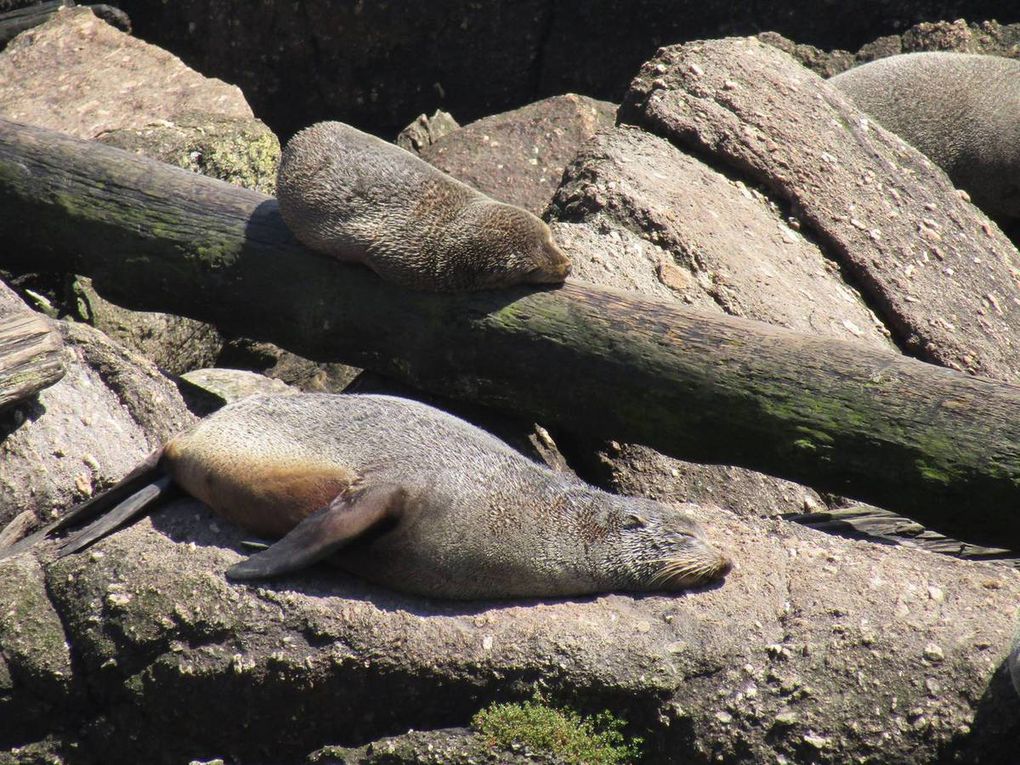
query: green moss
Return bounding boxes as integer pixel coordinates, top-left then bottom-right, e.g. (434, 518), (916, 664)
(471, 695), (643, 765)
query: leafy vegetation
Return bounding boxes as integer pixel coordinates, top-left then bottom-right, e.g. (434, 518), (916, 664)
(471, 694), (643, 764)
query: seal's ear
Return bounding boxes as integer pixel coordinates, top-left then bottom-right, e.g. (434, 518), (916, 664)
(225, 483), (405, 581)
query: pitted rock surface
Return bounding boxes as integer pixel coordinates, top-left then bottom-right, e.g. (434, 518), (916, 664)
(0, 318), (194, 531)
(621, 36), (1020, 381)
(421, 94), (616, 215)
(0, 496), (1016, 763)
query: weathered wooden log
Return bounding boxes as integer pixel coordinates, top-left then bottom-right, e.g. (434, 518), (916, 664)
(0, 310), (64, 409)
(2, 117), (1020, 548)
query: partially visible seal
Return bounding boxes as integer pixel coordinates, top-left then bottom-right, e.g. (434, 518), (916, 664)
(9, 394), (731, 600)
(830, 52), (1020, 224)
(276, 122), (573, 291)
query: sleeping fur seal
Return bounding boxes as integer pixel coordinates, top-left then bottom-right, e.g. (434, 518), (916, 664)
(276, 122), (573, 291)
(4, 394), (731, 600)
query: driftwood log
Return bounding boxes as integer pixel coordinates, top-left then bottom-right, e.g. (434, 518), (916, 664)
(0, 310), (63, 409)
(2, 117), (1020, 549)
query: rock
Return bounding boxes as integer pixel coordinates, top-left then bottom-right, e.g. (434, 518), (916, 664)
(68, 277), (222, 378)
(547, 124), (891, 520)
(395, 109), (460, 154)
(307, 728), (555, 764)
(97, 112), (280, 195)
(178, 367), (295, 415)
(553, 127), (892, 342)
(0, 6), (253, 138)
(0, 5), (359, 389)
(0, 555), (76, 749)
(762, 19), (1020, 80)
(216, 340), (362, 394)
(622, 36), (1020, 382)
(112, 1), (1020, 139)
(757, 31), (856, 77)
(0, 5), (279, 379)
(0, 494), (1016, 762)
(421, 94), (616, 215)
(829, 52), (1020, 229)
(0, 310), (194, 532)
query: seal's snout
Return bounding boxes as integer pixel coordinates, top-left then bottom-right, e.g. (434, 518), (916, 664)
(712, 551), (733, 579)
(652, 538), (733, 591)
(527, 243), (572, 284)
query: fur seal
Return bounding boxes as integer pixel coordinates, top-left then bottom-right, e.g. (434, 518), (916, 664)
(829, 52), (1020, 223)
(8, 394), (731, 600)
(276, 121), (573, 291)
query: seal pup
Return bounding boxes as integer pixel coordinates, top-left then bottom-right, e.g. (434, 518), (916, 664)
(7, 394), (731, 600)
(276, 121), (573, 291)
(829, 52), (1020, 224)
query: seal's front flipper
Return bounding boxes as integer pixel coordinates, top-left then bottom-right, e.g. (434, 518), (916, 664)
(226, 484), (405, 581)
(56, 475), (176, 557)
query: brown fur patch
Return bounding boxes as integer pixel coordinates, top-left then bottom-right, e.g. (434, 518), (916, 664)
(166, 449), (356, 539)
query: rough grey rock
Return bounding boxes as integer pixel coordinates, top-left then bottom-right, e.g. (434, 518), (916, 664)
(829, 52), (1020, 227)
(621, 36), (1020, 382)
(395, 109), (460, 154)
(547, 124), (892, 520)
(763, 19), (1020, 79)
(0, 7), (278, 378)
(421, 94), (616, 216)
(307, 728), (561, 764)
(216, 340), (362, 395)
(0, 6), (253, 138)
(97, 112), (280, 196)
(0, 315), (194, 532)
(1, 495), (1017, 763)
(68, 277), (222, 378)
(178, 367), (296, 415)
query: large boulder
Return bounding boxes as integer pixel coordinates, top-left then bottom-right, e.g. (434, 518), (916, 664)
(421, 94), (616, 216)
(621, 36), (1020, 382)
(0, 282), (194, 531)
(0, 6), (277, 377)
(1, 490), (1017, 762)
(548, 123), (893, 520)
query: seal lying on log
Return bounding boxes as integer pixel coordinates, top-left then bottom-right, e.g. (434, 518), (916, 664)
(4, 394), (731, 599)
(829, 52), (1020, 224)
(276, 121), (573, 291)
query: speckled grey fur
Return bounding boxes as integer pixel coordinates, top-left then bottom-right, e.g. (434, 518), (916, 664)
(276, 122), (572, 291)
(830, 53), (1020, 222)
(168, 394), (730, 599)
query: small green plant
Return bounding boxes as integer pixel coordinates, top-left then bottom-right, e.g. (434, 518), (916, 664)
(471, 693), (643, 764)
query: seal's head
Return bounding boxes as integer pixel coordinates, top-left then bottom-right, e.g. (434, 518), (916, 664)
(599, 496), (732, 592)
(443, 201), (572, 290)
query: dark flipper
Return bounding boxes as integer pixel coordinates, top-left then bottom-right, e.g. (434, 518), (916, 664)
(51, 448), (165, 535)
(55, 475), (175, 557)
(226, 483), (405, 580)
(0, 449), (166, 562)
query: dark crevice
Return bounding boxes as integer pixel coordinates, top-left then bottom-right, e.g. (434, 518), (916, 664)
(528, 2), (556, 98)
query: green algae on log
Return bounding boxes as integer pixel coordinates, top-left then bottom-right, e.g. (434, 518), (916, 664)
(1, 117), (1020, 548)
